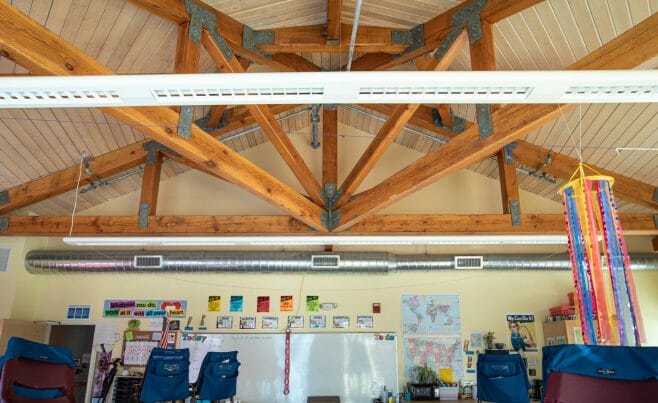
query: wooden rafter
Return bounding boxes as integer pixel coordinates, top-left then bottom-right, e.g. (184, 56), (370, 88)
(322, 106), (338, 192)
(653, 237), (658, 252)
(1, 214), (656, 236)
(138, 151), (163, 216)
(351, 0), (545, 71)
(201, 29), (324, 205)
(259, 24), (407, 54)
(361, 103), (658, 211)
(174, 22), (200, 74)
(0, 1), (326, 231)
(326, 0), (342, 43)
(468, 20), (520, 217)
(334, 31), (468, 209)
(333, 14), (658, 231)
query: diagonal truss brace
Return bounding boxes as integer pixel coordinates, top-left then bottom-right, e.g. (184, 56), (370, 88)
(184, 0), (233, 59)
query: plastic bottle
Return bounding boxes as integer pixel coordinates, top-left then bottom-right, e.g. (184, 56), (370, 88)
(387, 391), (393, 403)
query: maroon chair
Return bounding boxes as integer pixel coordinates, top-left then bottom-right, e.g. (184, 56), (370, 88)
(0, 357), (75, 403)
(544, 371), (658, 403)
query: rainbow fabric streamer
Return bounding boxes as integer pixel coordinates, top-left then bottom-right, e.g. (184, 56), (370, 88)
(559, 164), (645, 346)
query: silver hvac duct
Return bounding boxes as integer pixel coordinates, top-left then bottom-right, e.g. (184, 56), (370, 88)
(24, 251), (658, 274)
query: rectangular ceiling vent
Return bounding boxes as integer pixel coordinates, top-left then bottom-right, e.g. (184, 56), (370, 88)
(454, 256), (484, 270)
(134, 255), (163, 269)
(311, 255), (341, 269)
(0, 90), (121, 106)
(151, 87), (324, 103)
(563, 86), (658, 99)
(358, 86), (530, 100)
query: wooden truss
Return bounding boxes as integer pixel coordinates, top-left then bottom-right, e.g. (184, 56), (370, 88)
(0, 0), (656, 237)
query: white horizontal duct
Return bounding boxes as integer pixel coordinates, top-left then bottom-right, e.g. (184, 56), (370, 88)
(24, 251), (658, 274)
(1, 70), (657, 108)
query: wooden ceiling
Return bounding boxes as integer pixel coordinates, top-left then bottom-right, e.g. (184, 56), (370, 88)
(0, 0), (656, 236)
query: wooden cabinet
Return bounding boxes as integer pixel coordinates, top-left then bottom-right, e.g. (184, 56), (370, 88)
(542, 319), (582, 345)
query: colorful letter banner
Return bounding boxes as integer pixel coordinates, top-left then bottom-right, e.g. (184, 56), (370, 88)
(103, 300), (187, 318)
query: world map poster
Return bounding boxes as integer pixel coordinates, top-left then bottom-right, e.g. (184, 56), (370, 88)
(401, 294), (461, 335)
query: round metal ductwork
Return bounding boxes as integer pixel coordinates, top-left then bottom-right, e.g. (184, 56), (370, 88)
(24, 251), (658, 274)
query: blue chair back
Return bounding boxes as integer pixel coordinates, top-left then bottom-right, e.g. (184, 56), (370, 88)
(140, 348), (190, 403)
(196, 351), (240, 401)
(477, 353), (530, 403)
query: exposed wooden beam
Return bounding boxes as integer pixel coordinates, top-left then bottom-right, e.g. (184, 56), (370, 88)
(0, 143), (147, 215)
(0, 1), (327, 231)
(360, 103), (658, 211)
(469, 20), (519, 217)
(334, 14), (658, 230)
(435, 104), (454, 129)
(201, 29), (324, 205)
(174, 22), (200, 73)
(326, 0), (342, 43)
(259, 24), (407, 54)
(322, 106), (338, 191)
(334, 31), (467, 209)
(206, 105), (228, 129)
(138, 151), (163, 216)
(351, 0), (544, 71)
(271, 53), (322, 72)
(653, 236), (658, 252)
(126, 0), (189, 24)
(2, 214), (656, 236)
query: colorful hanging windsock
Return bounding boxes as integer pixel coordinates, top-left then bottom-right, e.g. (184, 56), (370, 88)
(559, 164), (645, 346)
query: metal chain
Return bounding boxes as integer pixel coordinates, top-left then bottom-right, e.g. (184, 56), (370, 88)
(284, 326), (291, 395)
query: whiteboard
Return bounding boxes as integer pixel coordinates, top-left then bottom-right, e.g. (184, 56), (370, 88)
(180, 332), (398, 403)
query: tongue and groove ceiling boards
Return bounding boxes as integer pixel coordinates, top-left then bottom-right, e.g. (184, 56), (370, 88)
(0, 0), (656, 237)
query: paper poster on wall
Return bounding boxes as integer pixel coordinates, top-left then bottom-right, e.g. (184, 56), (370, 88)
(306, 295), (319, 311)
(67, 305), (91, 320)
(262, 316), (279, 329)
(403, 336), (464, 382)
(123, 341), (158, 366)
(280, 295), (293, 311)
(240, 317), (256, 329)
(357, 315), (374, 328)
(230, 296), (243, 312)
(470, 332), (483, 348)
(216, 316), (233, 329)
(333, 316), (350, 328)
(401, 295), (461, 335)
(103, 300), (187, 318)
(309, 315), (326, 328)
(208, 296), (221, 312)
(506, 313), (538, 352)
(257, 296), (270, 312)
(288, 315), (304, 328)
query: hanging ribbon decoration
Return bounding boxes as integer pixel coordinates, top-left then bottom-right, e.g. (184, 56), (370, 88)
(284, 326), (291, 395)
(559, 163), (645, 346)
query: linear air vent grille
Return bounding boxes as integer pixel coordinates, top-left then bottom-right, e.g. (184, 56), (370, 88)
(0, 90), (121, 105)
(358, 86), (531, 99)
(152, 87), (324, 101)
(134, 255), (163, 269)
(311, 255), (341, 269)
(563, 86), (658, 98)
(454, 256), (484, 269)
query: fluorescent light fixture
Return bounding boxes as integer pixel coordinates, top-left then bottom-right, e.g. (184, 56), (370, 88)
(63, 235), (568, 247)
(1, 70), (656, 108)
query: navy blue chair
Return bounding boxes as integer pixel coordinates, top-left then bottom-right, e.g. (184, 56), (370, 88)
(196, 351), (240, 402)
(476, 353), (530, 403)
(140, 348), (190, 403)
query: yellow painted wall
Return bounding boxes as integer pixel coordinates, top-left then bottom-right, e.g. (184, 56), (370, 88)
(1, 124), (657, 391)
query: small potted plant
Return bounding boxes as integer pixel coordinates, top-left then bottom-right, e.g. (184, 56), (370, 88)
(408, 365), (440, 400)
(484, 331), (496, 350)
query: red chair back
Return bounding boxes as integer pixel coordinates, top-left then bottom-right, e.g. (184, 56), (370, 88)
(0, 357), (75, 403)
